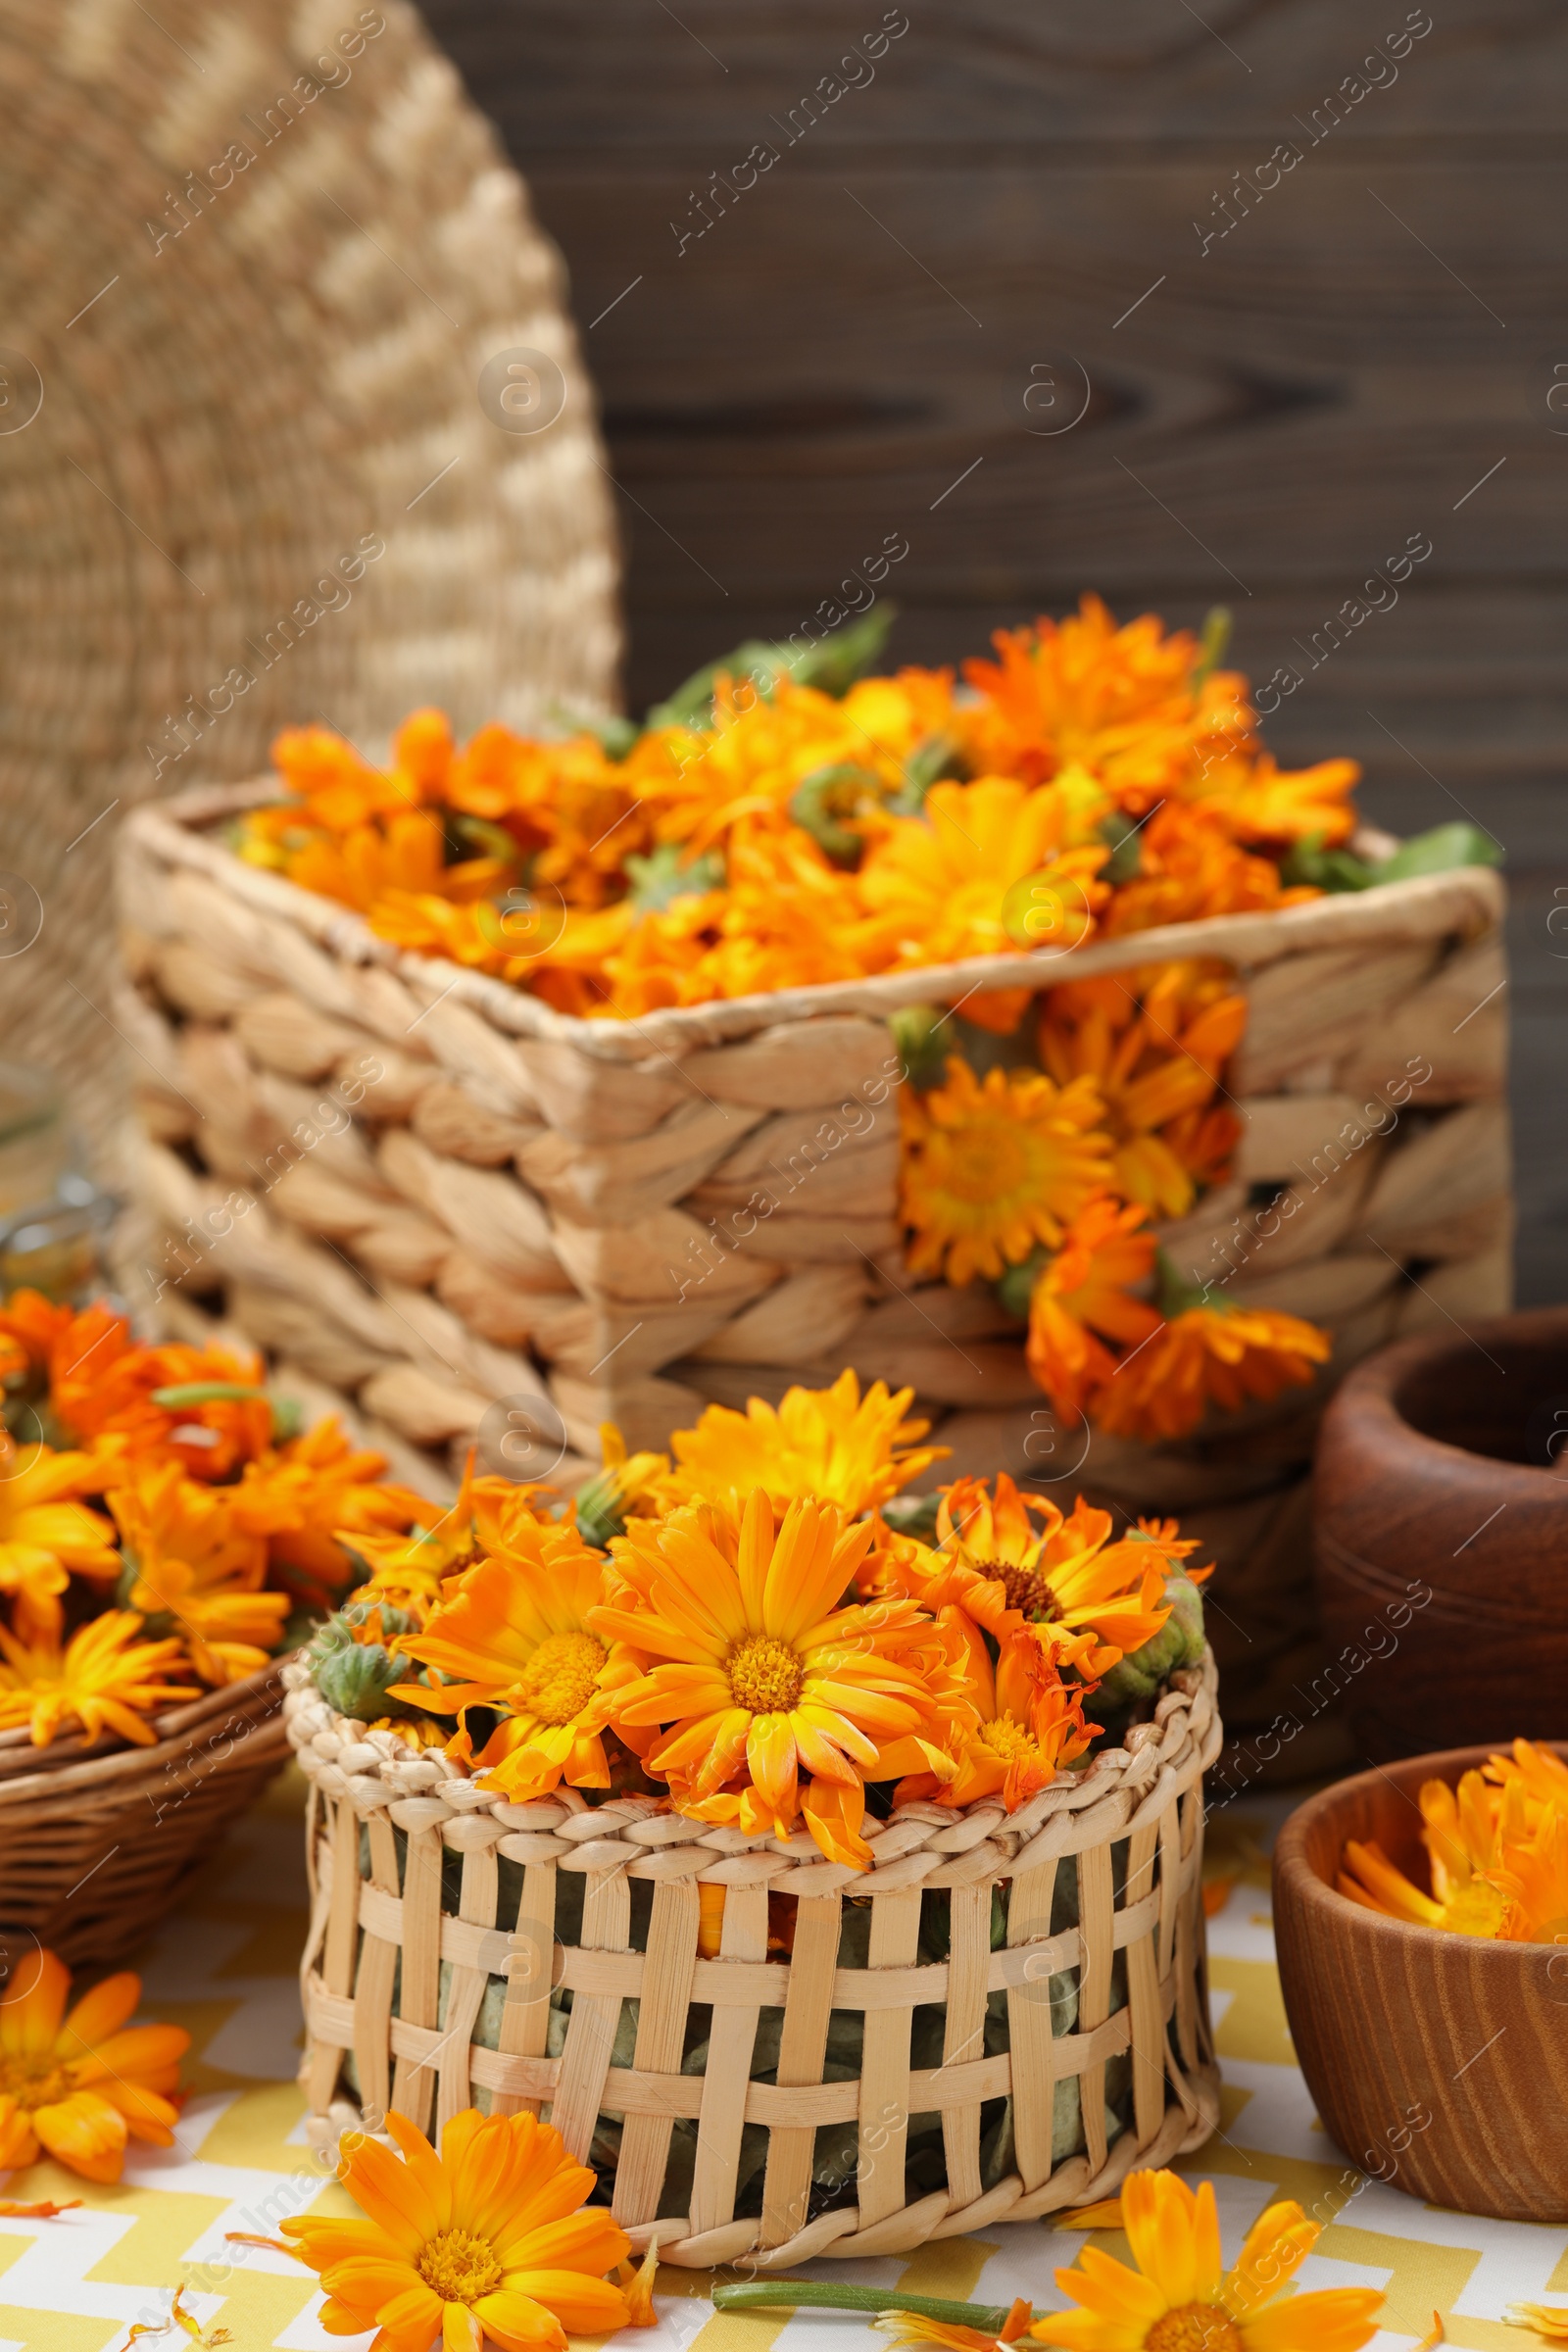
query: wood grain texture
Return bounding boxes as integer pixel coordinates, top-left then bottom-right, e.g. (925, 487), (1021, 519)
(1274, 1746), (1568, 2222)
(1313, 1306), (1568, 1760)
(421, 0), (1565, 780)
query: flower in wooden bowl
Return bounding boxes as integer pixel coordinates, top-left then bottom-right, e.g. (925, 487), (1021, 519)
(1274, 1743), (1568, 2221)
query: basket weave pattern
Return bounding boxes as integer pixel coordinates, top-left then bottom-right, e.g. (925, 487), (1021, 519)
(285, 1655), (1222, 2266)
(119, 790), (1512, 1536)
(0, 1664), (287, 1970)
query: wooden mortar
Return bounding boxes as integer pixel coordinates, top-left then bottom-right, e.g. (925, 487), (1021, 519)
(1313, 1306), (1568, 1761)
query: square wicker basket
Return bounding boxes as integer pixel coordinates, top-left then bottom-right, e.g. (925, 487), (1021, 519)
(115, 786), (1510, 1757)
(284, 1649), (1222, 2265)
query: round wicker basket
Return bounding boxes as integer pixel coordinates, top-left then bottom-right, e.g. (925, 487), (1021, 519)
(286, 1653), (1222, 2265)
(0, 0), (618, 1162)
(0, 1663), (288, 1970)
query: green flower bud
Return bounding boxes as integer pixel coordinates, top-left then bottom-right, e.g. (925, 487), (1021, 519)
(1093, 1570), (1206, 1708)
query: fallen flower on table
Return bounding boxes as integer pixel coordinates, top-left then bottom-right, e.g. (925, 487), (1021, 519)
(717, 2170), (1383, 2352)
(1414, 2314), (1445, 2352)
(279, 2106), (631, 2352)
(875, 2297), (1034, 2352)
(1027, 2168), (1383, 2352)
(1053, 2196), (1124, 2230)
(617, 2242), (662, 2327)
(0, 1947), (188, 2182)
(223, 2231), (296, 2253)
(1507, 2308), (1568, 2341)
(120, 2283), (232, 2351)
(0, 2195), (81, 2216)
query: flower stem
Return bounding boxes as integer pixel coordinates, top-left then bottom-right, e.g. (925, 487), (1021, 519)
(711, 2285), (1016, 2328)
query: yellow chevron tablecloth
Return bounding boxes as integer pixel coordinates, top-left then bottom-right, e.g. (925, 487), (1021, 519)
(3, 1783), (1562, 2352)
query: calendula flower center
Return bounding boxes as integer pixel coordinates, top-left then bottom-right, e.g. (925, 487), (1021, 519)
(514, 1631), (607, 1725)
(726, 1631), (805, 1714)
(416, 2226), (505, 2303)
(0, 2054), (72, 2111)
(979, 1558), (1062, 1622)
(977, 1712), (1038, 1762)
(945, 1125), (1027, 1200)
(1145, 2303), (1244, 2352)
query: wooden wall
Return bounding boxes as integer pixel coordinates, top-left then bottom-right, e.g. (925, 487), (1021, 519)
(422, 0), (1567, 1298)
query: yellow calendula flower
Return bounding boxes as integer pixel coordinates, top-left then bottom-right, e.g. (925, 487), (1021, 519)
(858, 776), (1110, 1031)
(1025, 2168), (1383, 2352)
(279, 2107), (631, 2352)
(391, 1517), (624, 1800)
(0, 1441), (122, 1640)
(661, 1370), (946, 1518)
(1094, 1301), (1331, 1443)
(1038, 970), (1246, 1219)
(0, 1948), (189, 2184)
(593, 1490), (936, 1867)
(901, 1057), (1113, 1288)
(885, 1476), (1173, 1678)
(109, 1461), (288, 1689)
(0, 1611), (199, 1747)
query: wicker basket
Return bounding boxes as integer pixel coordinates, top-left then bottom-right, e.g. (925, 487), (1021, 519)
(115, 785), (1511, 1746)
(284, 1651), (1221, 2263)
(0, 0), (617, 1165)
(0, 1662), (288, 1970)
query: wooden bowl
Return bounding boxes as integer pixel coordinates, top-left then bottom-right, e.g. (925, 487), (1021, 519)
(1274, 1746), (1568, 2221)
(1313, 1306), (1568, 1760)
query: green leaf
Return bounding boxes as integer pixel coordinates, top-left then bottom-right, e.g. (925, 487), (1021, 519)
(877, 1492), (942, 1541)
(622, 843), (725, 911)
(790, 763), (883, 865)
(887, 1004), (948, 1091)
(446, 813), (520, 866)
(791, 605), (899, 696)
(1193, 605), (1233, 685)
(1375, 820), (1503, 882)
(645, 607), (899, 730)
(1279, 831), (1378, 893)
(996, 1246), (1049, 1322)
(1098, 808), (1145, 885)
(888, 732), (961, 815)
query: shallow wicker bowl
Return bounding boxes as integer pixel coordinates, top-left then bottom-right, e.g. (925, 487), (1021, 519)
(0, 1663), (289, 1970)
(1274, 1746), (1568, 2222)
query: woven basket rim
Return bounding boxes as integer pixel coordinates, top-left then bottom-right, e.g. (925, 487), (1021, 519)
(0, 1656), (284, 1811)
(282, 1647), (1218, 1887)
(124, 785), (1505, 1063)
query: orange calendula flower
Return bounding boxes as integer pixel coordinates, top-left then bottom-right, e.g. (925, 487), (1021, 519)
(391, 1518), (623, 1800)
(901, 1058), (1113, 1287)
(1093, 1299), (1331, 1442)
(53, 1325), (273, 1485)
(957, 597), (1251, 812)
(593, 1491), (935, 1867)
(1493, 1802), (1568, 1945)
(1025, 1196), (1162, 1419)
(232, 1416), (431, 1611)
(858, 777), (1110, 1030)
(0, 1611), (198, 1747)
(1102, 804), (1316, 937)
(889, 1477), (1172, 1678)
(0, 1947), (189, 2183)
(0, 1440), (122, 1640)
(896, 1630), (1092, 1812)
(1184, 747), (1361, 849)
(279, 2106), (631, 2352)
(108, 1463), (288, 1689)
(340, 1447), (552, 1621)
(1038, 969), (1247, 1217)
(661, 1371), (947, 1518)
(1025, 2167), (1383, 2352)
